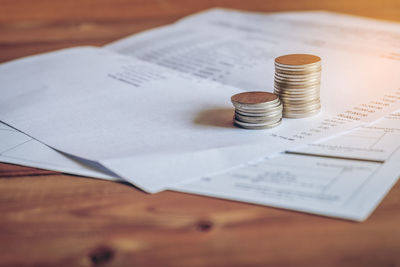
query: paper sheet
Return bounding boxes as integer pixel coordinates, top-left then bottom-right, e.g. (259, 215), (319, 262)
(172, 110), (400, 221)
(107, 9), (400, 94)
(0, 123), (117, 181)
(291, 111), (400, 162)
(1, 9), (400, 193)
(2, 110), (398, 179)
(1, 110), (400, 220)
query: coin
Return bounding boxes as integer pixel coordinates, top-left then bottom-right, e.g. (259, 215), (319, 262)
(233, 100), (280, 110)
(235, 101), (282, 111)
(231, 91), (278, 105)
(235, 108), (282, 117)
(274, 90), (320, 97)
(235, 113), (282, 124)
(275, 54), (321, 67)
(274, 75), (321, 83)
(274, 80), (320, 88)
(277, 94), (320, 101)
(234, 118), (282, 129)
(283, 108), (321, 118)
(283, 103), (321, 112)
(274, 54), (322, 118)
(281, 98), (321, 105)
(231, 91), (283, 130)
(275, 72), (321, 79)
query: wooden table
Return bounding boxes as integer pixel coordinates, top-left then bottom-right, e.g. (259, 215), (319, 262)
(1, 1), (400, 266)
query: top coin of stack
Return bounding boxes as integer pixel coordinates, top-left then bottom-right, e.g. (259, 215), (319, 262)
(231, 91), (282, 129)
(274, 54), (321, 118)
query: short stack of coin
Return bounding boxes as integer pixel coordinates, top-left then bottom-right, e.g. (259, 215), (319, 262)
(274, 54), (321, 118)
(231, 91), (282, 129)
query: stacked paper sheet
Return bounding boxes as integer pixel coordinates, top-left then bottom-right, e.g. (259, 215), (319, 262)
(1, 9), (400, 220)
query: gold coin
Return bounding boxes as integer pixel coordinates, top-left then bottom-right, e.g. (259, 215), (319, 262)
(275, 54), (321, 66)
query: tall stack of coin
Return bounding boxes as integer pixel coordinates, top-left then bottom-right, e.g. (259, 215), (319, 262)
(231, 91), (282, 129)
(274, 54), (321, 118)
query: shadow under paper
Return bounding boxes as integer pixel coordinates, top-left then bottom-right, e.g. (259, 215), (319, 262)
(194, 107), (235, 128)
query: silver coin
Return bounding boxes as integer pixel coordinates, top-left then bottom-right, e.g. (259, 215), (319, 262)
(235, 102), (282, 112)
(282, 99), (321, 106)
(280, 97), (320, 103)
(275, 68), (321, 74)
(279, 98), (320, 103)
(274, 88), (320, 96)
(274, 62), (321, 70)
(231, 91), (280, 107)
(234, 118), (282, 129)
(274, 78), (321, 85)
(275, 93), (320, 99)
(276, 93), (320, 100)
(235, 108), (282, 117)
(275, 69), (322, 76)
(275, 71), (321, 80)
(274, 83), (321, 89)
(275, 88), (319, 92)
(235, 107), (282, 116)
(274, 75), (321, 83)
(235, 100), (282, 109)
(283, 104), (322, 112)
(232, 99), (281, 110)
(274, 81), (321, 88)
(283, 108), (321, 118)
(235, 113), (282, 124)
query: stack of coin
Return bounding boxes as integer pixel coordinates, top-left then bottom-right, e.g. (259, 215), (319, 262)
(274, 54), (321, 118)
(231, 91), (282, 129)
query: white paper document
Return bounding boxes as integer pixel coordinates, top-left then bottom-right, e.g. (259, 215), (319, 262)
(173, 152), (399, 221)
(172, 111), (400, 221)
(1, 110), (400, 220)
(107, 9), (400, 91)
(0, 46), (360, 193)
(2, 9), (400, 193)
(0, 122), (117, 181)
(292, 112), (400, 162)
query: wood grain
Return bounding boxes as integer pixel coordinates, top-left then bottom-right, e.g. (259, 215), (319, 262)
(1, 1), (400, 266)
